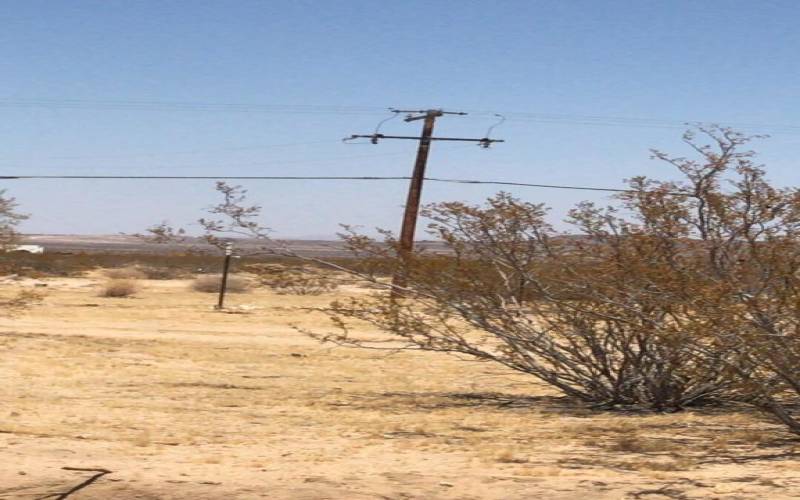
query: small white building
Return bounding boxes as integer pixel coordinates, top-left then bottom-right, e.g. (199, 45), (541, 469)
(6, 244), (45, 254)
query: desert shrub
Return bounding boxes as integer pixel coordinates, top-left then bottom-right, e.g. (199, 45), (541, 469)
(628, 129), (800, 434)
(325, 196), (732, 411)
(99, 279), (139, 298)
(317, 127), (785, 413)
(0, 189), (27, 251)
(104, 266), (147, 279)
(191, 274), (251, 293)
(252, 264), (338, 295)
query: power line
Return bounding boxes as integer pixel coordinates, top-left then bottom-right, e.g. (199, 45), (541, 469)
(427, 177), (631, 193)
(0, 98), (386, 115)
(1, 175), (412, 180)
(0, 174), (685, 195)
(4, 98), (800, 133)
(465, 109), (800, 134)
(0, 149), (423, 172)
(32, 139), (339, 160)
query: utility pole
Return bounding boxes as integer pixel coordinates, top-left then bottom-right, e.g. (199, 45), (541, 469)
(348, 109), (504, 290)
(216, 241), (233, 309)
(397, 110), (440, 260)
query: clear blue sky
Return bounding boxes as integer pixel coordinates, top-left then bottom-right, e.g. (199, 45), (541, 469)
(2, 0), (799, 237)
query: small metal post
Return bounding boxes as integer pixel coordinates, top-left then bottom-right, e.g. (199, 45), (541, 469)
(217, 242), (233, 309)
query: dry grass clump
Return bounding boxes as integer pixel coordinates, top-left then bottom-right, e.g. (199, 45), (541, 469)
(495, 449), (529, 464)
(104, 266), (147, 280)
(191, 274), (251, 293)
(99, 279), (140, 298)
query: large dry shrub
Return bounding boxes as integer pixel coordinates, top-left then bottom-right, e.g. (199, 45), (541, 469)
(324, 195), (732, 410)
(99, 279), (140, 298)
(319, 127), (799, 414)
(618, 127), (800, 433)
(191, 274), (251, 293)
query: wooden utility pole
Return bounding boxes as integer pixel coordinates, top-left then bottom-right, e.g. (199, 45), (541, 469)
(348, 108), (503, 290)
(397, 110), (440, 258)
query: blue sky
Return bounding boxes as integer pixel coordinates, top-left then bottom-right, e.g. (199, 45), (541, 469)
(2, 0), (799, 237)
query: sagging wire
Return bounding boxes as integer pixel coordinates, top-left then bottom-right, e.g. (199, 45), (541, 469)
(342, 108), (401, 144)
(479, 114), (506, 149)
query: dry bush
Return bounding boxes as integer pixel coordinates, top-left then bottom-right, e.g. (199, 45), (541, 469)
(316, 126), (800, 435)
(191, 274), (251, 293)
(0, 189), (27, 251)
(323, 191), (732, 411)
(318, 126), (795, 414)
(617, 128), (800, 434)
(99, 279), (139, 298)
(104, 266), (147, 279)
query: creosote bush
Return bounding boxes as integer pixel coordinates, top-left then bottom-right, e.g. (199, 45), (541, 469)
(317, 126), (800, 431)
(191, 274), (251, 293)
(99, 279), (140, 298)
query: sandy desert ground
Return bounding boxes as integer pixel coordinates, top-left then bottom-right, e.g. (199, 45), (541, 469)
(2, 273), (800, 499)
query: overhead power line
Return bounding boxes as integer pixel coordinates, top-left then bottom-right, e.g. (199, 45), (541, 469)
(464, 110), (800, 134)
(36, 139), (339, 160)
(3, 98), (800, 133)
(0, 149), (421, 171)
(0, 98), (386, 115)
(0, 174), (685, 196)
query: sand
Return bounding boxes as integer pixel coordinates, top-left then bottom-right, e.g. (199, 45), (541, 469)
(1, 275), (799, 499)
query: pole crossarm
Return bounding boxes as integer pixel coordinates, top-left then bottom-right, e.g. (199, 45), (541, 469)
(390, 108), (467, 121)
(346, 134), (504, 144)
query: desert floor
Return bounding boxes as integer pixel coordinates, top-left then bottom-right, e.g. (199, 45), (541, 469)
(1, 274), (800, 499)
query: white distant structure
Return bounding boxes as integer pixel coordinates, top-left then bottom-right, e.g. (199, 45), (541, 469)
(5, 244), (45, 254)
